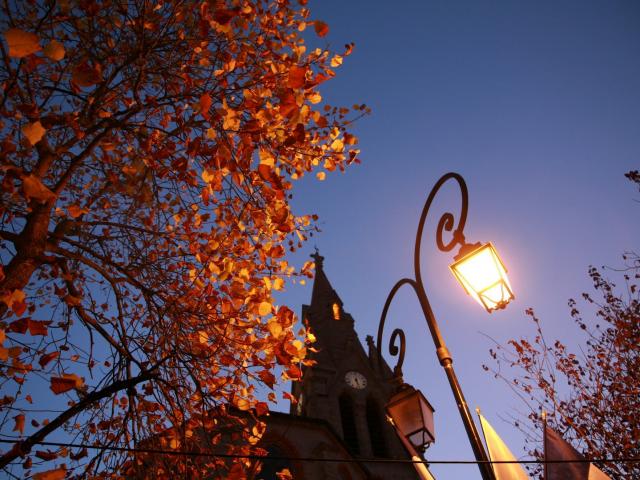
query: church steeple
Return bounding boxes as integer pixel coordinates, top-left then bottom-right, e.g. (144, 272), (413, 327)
(309, 249), (343, 314)
(292, 251), (416, 475)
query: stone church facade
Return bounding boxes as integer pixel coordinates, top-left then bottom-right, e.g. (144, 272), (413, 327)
(256, 253), (419, 479)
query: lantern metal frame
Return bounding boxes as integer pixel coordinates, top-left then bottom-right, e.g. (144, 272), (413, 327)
(376, 172), (511, 480)
(385, 384), (436, 452)
(449, 241), (514, 313)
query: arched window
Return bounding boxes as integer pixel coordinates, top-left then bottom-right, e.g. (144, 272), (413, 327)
(332, 302), (341, 320)
(366, 397), (388, 457)
(258, 444), (290, 480)
(339, 393), (360, 455)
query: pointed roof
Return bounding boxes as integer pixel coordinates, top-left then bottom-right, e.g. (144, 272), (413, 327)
(309, 250), (343, 310)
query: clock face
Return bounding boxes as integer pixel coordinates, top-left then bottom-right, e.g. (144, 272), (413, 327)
(344, 371), (367, 390)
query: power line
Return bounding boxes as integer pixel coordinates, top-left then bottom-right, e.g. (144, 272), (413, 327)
(0, 439), (638, 466)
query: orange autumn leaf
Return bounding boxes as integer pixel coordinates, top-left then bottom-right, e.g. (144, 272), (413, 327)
(35, 450), (58, 461)
(50, 374), (84, 394)
(22, 121), (46, 145)
(255, 401), (269, 416)
(288, 65), (307, 88)
(27, 319), (50, 336)
(276, 468), (293, 480)
(285, 364), (302, 380)
(13, 413), (25, 434)
(0, 1), (365, 471)
(235, 397), (250, 411)
(39, 351), (60, 369)
(67, 204), (88, 218)
(4, 28), (41, 57)
(72, 61), (101, 87)
(258, 369), (276, 389)
(22, 175), (56, 203)
(199, 92), (212, 117)
(258, 301), (272, 316)
(1, 289), (26, 315)
(33, 467), (67, 480)
(282, 391), (297, 404)
(43, 40), (65, 61)
(313, 21), (329, 37)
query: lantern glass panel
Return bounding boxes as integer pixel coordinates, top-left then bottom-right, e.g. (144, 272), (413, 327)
(386, 389), (435, 449)
(449, 243), (514, 312)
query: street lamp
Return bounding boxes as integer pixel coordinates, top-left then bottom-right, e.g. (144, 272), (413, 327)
(386, 384), (436, 452)
(376, 172), (514, 480)
(450, 242), (514, 313)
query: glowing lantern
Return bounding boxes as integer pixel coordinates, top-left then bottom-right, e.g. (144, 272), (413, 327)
(449, 242), (514, 313)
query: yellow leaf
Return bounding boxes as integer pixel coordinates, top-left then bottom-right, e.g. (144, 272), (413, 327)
(273, 278), (284, 291)
(330, 138), (344, 152)
(258, 301), (271, 316)
(4, 28), (41, 58)
(33, 468), (67, 480)
(330, 54), (343, 67)
(276, 468), (293, 480)
(259, 149), (275, 167)
(236, 398), (250, 411)
(43, 40), (65, 61)
(267, 320), (282, 338)
(22, 121), (46, 145)
(198, 331), (208, 344)
(206, 127), (217, 139)
(307, 92), (322, 104)
(316, 172), (326, 181)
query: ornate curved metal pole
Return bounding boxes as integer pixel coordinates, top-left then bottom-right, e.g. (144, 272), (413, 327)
(377, 172), (496, 480)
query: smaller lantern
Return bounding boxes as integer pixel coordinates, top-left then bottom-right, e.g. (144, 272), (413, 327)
(385, 385), (435, 452)
(449, 242), (514, 313)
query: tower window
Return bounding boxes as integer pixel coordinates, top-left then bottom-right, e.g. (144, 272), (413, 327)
(332, 302), (341, 320)
(366, 397), (388, 458)
(339, 393), (360, 455)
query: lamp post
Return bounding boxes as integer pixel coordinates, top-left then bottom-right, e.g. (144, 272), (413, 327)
(376, 172), (514, 480)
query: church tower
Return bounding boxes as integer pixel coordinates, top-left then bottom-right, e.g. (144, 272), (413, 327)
(291, 252), (419, 479)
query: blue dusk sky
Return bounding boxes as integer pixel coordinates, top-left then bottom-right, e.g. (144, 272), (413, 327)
(275, 1), (640, 478)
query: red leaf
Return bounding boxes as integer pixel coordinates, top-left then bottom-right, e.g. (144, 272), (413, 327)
(254, 401), (269, 416)
(287, 66), (307, 89)
(282, 391), (297, 404)
(13, 414), (24, 434)
(39, 351), (60, 369)
(72, 61), (102, 88)
(314, 21), (329, 37)
(50, 374), (83, 394)
(35, 450), (58, 461)
(258, 164), (272, 182)
(8, 318), (28, 334)
(199, 93), (212, 118)
(4, 29), (41, 58)
(70, 447), (88, 460)
(213, 9), (235, 25)
(286, 364), (302, 380)
(258, 369), (276, 389)
(28, 319), (50, 336)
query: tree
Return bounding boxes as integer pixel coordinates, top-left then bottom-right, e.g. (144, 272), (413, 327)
(486, 171), (640, 479)
(0, 1), (367, 477)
